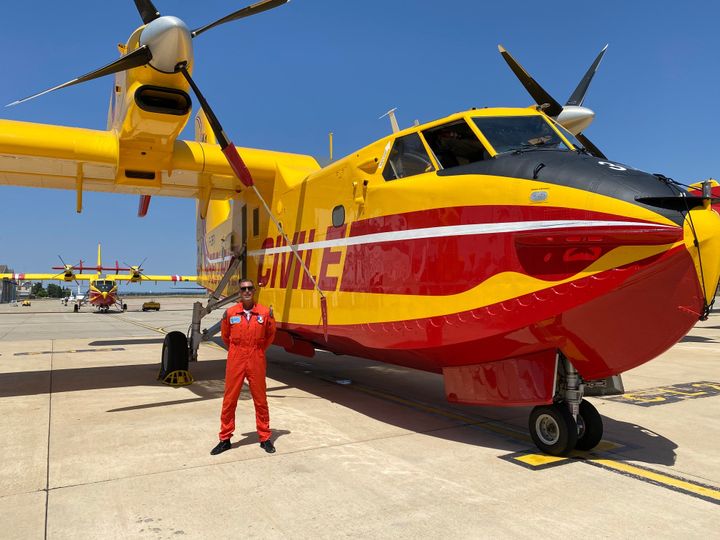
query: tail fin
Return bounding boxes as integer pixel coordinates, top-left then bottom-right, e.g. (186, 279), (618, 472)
(195, 109), (217, 144)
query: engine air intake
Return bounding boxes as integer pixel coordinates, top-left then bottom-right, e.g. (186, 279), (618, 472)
(135, 85), (191, 115)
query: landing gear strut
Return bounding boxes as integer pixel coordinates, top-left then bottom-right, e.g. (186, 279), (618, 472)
(157, 247), (246, 387)
(528, 354), (609, 456)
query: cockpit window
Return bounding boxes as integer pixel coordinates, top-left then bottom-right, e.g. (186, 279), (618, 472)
(382, 133), (435, 181)
(548, 120), (588, 153)
(472, 116), (571, 154)
(94, 280), (114, 292)
(422, 120), (490, 169)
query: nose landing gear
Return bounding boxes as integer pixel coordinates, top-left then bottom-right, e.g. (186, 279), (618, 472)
(528, 354), (608, 456)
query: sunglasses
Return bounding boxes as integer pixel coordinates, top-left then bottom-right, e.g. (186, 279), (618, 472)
(240, 286), (255, 292)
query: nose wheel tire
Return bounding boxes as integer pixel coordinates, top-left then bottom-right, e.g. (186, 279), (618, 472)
(575, 399), (603, 451)
(529, 403), (578, 456)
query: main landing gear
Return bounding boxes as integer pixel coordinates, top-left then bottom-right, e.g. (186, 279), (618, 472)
(528, 355), (619, 456)
(157, 247), (246, 387)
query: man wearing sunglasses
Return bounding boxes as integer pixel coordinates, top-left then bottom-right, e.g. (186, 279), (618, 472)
(211, 278), (277, 455)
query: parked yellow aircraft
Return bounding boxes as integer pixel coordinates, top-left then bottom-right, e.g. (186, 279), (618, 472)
(1, 243), (197, 312)
(1, 0), (719, 455)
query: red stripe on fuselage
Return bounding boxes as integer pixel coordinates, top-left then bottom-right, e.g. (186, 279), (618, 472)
(89, 291), (116, 306)
(347, 205), (658, 238)
(281, 245), (699, 380)
(339, 224), (680, 295)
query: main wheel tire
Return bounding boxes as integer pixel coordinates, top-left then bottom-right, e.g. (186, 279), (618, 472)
(122, 303), (128, 311)
(73, 304), (79, 313)
(575, 399), (604, 451)
(160, 331), (189, 379)
(529, 403), (578, 456)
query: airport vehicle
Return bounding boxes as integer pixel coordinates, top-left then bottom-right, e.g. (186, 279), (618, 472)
(21, 300), (30, 307)
(142, 300), (161, 311)
(1, 244), (196, 313)
(0, 1), (719, 455)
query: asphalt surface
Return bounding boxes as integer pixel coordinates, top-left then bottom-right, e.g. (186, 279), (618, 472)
(0, 297), (718, 538)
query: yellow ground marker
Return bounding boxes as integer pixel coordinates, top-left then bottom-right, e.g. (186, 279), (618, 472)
(587, 458), (720, 503)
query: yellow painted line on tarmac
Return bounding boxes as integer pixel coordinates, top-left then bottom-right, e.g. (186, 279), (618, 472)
(115, 315), (166, 334)
(516, 453), (567, 467)
(585, 458), (720, 504)
(115, 315), (227, 353)
(602, 381), (720, 407)
(325, 377), (720, 504)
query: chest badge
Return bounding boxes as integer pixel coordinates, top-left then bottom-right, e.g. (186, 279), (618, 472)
(257, 315), (264, 324)
(229, 315), (241, 324)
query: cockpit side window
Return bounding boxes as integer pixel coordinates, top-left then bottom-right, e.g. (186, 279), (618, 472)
(382, 133), (435, 181)
(422, 120), (490, 169)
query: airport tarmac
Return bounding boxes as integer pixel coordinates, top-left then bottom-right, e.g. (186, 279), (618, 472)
(0, 297), (717, 538)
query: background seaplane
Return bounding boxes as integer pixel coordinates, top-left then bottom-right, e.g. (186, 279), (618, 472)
(1, 0), (719, 455)
(0, 243), (197, 312)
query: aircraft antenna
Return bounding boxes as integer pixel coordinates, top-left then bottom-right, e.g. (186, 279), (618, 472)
(329, 132), (333, 162)
(379, 108), (400, 133)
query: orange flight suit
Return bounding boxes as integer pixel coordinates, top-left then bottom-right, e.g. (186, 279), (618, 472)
(219, 302), (276, 442)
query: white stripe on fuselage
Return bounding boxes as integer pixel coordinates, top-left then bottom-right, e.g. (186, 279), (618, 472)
(246, 220), (676, 257)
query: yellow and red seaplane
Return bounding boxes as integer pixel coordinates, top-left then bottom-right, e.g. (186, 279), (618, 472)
(1, 244), (196, 312)
(0, 0), (718, 455)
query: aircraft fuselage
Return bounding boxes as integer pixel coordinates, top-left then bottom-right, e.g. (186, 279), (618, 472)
(197, 107), (720, 406)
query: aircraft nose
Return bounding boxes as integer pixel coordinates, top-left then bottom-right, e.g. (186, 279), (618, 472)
(684, 204), (720, 308)
(102, 292), (108, 299)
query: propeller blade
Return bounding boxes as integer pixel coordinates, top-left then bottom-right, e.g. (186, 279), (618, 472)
(566, 45), (608, 107)
(138, 194), (152, 217)
(178, 64), (329, 339)
(179, 67), (254, 187)
(8, 46), (153, 107)
(191, 0), (290, 38)
(133, 0), (161, 24)
(575, 132), (606, 159)
(498, 45), (563, 118)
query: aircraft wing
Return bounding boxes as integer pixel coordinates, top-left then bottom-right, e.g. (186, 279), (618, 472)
(0, 120), (320, 199)
(0, 272), (94, 281)
(107, 275), (197, 282)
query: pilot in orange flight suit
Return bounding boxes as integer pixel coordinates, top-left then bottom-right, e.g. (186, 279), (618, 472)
(211, 278), (277, 455)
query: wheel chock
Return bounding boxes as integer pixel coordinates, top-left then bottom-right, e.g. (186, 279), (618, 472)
(158, 369), (194, 387)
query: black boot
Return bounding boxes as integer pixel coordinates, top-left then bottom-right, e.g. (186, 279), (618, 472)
(260, 440), (276, 453)
(210, 439), (231, 455)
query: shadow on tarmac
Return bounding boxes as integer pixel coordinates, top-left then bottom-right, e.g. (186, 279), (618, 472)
(230, 429), (291, 449)
(89, 338), (166, 346)
(680, 335), (719, 343)
(0, 343), (678, 467)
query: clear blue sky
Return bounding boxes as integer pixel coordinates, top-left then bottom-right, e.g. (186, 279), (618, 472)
(1, 1), (719, 291)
